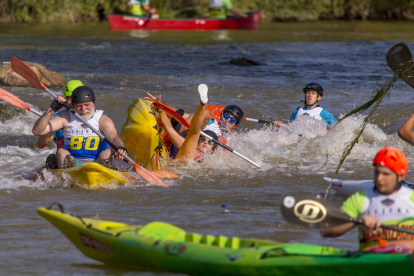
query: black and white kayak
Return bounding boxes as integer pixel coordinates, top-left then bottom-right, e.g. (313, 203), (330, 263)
(323, 177), (414, 197)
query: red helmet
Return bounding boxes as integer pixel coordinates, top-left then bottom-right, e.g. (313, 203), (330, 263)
(373, 147), (408, 178)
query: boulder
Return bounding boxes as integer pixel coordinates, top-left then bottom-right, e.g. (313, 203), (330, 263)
(0, 61), (65, 87)
(229, 58), (266, 66)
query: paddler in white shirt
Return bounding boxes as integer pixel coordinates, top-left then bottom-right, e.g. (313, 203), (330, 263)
(209, 0), (248, 18)
(321, 147), (414, 253)
(32, 86), (127, 170)
(274, 83), (337, 130)
(127, 0), (159, 19)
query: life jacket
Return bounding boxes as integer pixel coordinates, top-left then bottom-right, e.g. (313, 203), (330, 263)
(63, 110), (110, 159)
(209, 0), (228, 19)
(127, 0), (148, 16)
(358, 186), (414, 253)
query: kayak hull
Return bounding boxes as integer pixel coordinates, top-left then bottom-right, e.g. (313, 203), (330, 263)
(38, 207), (414, 276)
(37, 162), (132, 187)
(121, 98), (165, 170)
(323, 177), (414, 196)
(108, 11), (260, 31)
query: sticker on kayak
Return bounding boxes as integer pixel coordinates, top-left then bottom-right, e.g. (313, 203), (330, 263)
(332, 181), (343, 188)
(164, 243), (186, 255)
(293, 200), (327, 224)
(79, 233), (112, 255)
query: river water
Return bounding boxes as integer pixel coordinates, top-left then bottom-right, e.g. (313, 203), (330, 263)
(1, 20), (414, 275)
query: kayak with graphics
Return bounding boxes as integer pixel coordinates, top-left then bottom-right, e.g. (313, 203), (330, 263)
(38, 204), (414, 276)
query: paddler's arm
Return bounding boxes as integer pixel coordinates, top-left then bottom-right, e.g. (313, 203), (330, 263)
(99, 115), (127, 160)
(32, 96), (66, 136)
(229, 8), (248, 18)
(141, 2), (157, 14)
(37, 133), (54, 149)
(398, 113), (414, 145)
(144, 92), (192, 118)
(159, 111), (185, 149)
(320, 222), (357, 237)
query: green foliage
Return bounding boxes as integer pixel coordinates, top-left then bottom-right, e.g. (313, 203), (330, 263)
(3, 0), (414, 22)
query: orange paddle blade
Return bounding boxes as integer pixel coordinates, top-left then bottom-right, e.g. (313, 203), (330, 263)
(152, 170), (179, 179)
(205, 105), (225, 122)
(11, 57), (47, 90)
(132, 163), (167, 186)
(0, 88), (31, 111)
(153, 103), (190, 128)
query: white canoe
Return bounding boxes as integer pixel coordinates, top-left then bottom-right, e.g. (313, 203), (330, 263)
(323, 177), (414, 197)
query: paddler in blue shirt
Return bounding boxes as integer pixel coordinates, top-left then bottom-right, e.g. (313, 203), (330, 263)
(274, 83), (337, 130)
(321, 147), (414, 253)
(209, 0), (248, 18)
(32, 86), (127, 170)
(127, 0), (159, 19)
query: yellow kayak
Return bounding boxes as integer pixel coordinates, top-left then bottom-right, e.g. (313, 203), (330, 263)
(35, 162), (133, 187)
(120, 98), (166, 170)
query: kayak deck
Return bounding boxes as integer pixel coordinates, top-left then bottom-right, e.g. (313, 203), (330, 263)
(37, 162), (133, 187)
(38, 206), (414, 276)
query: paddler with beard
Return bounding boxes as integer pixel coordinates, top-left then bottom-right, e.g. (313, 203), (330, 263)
(321, 147), (414, 253)
(274, 83), (337, 130)
(32, 86), (127, 170)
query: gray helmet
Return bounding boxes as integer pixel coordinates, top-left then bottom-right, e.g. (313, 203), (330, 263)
(72, 86), (95, 103)
(303, 83), (323, 97)
(222, 105), (243, 125)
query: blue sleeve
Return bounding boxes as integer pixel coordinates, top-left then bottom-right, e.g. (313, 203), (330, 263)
(51, 111), (61, 139)
(320, 109), (338, 128)
(289, 108), (300, 123)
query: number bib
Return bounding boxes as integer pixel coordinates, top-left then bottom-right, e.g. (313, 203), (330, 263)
(63, 110), (110, 159)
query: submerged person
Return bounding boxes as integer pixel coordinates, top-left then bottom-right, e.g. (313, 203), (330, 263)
(274, 83), (337, 130)
(158, 84), (217, 162)
(127, 0), (159, 18)
(209, 0), (248, 18)
(32, 86), (127, 170)
(321, 147), (414, 253)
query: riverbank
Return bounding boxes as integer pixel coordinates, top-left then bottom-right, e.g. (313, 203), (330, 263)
(1, 0), (414, 23)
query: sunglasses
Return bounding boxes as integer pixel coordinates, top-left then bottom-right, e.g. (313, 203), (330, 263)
(199, 137), (214, 145)
(223, 113), (237, 124)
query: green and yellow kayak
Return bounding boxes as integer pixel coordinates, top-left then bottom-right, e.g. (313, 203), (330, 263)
(38, 206), (414, 276)
(121, 98), (166, 170)
(35, 162), (133, 187)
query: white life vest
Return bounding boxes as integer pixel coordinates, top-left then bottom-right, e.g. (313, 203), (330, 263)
(203, 118), (222, 138)
(209, 0), (223, 7)
(295, 107), (323, 121)
(361, 186), (414, 221)
(63, 110), (110, 159)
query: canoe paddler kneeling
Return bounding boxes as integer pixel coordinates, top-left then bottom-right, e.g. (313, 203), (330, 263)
(157, 85), (217, 162)
(321, 147), (414, 253)
(127, 0), (159, 19)
(32, 86), (127, 170)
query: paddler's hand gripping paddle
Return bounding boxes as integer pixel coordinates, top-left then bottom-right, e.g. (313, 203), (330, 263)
(153, 102), (261, 168)
(11, 57), (170, 186)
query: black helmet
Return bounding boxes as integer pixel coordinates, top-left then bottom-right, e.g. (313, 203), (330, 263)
(303, 83), (323, 97)
(202, 130), (219, 141)
(222, 105), (243, 125)
(72, 86), (95, 103)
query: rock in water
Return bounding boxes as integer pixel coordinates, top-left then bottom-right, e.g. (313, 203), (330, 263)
(0, 61), (65, 87)
(229, 58), (266, 66)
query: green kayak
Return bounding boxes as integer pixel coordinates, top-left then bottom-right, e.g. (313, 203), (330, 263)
(38, 205), (414, 276)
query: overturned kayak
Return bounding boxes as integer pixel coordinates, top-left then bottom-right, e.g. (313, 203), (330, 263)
(38, 205), (414, 276)
(323, 177), (414, 196)
(108, 11), (260, 31)
(36, 162), (133, 187)
(121, 98), (166, 170)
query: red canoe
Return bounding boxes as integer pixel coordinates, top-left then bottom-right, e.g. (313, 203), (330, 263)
(107, 10), (260, 31)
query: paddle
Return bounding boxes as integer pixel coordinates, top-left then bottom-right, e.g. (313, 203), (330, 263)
(243, 117), (275, 125)
(153, 102), (261, 168)
(386, 42), (414, 89)
(281, 194), (414, 235)
(11, 57), (168, 186)
(0, 88), (42, 116)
